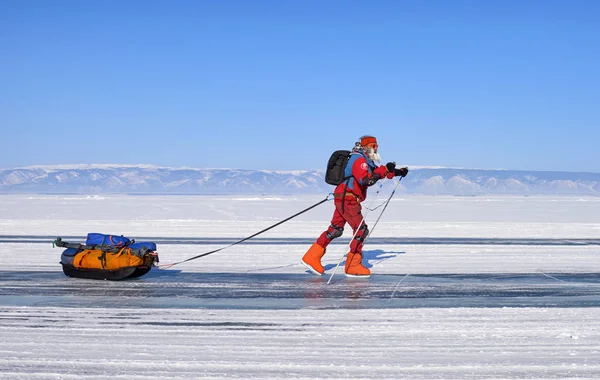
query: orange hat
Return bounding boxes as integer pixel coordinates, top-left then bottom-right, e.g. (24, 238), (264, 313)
(360, 135), (377, 147)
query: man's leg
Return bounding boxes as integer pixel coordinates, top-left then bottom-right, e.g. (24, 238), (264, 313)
(338, 199), (370, 277)
(316, 207), (346, 248)
(301, 206), (346, 275)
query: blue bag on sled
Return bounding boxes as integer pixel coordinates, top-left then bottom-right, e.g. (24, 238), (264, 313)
(86, 233), (131, 247)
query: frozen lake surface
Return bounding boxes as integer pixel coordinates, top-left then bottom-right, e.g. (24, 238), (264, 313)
(2, 270), (600, 309)
(1, 194), (600, 379)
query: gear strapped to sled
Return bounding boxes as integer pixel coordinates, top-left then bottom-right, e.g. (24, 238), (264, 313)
(53, 233), (159, 280)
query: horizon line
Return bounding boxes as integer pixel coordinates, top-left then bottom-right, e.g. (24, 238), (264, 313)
(1, 163), (600, 175)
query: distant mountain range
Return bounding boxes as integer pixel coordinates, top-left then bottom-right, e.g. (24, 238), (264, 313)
(1, 164), (600, 195)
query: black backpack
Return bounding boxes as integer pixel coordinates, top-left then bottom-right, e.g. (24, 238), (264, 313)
(325, 150), (351, 186)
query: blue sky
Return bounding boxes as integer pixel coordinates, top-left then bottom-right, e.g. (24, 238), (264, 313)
(2, 0), (599, 172)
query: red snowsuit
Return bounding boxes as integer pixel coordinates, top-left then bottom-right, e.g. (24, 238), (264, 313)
(316, 149), (392, 254)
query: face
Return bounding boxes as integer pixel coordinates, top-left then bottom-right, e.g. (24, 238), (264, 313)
(365, 143), (378, 153)
(364, 143), (381, 162)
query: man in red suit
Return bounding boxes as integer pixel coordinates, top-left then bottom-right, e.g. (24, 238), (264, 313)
(302, 135), (408, 277)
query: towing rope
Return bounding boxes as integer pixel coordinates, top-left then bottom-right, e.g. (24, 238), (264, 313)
(158, 194), (333, 269)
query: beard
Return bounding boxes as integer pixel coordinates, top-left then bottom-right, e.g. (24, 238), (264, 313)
(366, 149), (381, 163)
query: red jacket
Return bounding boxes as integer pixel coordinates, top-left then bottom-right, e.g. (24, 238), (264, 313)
(334, 150), (391, 201)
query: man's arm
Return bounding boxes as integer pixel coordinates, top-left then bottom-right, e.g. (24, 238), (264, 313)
(353, 158), (392, 186)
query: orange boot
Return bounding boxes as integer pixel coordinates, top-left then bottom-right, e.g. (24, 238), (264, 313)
(344, 252), (370, 278)
(301, 243), (326, 275)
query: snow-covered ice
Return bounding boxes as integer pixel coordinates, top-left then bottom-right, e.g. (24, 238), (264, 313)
(1, 194), (599, 379)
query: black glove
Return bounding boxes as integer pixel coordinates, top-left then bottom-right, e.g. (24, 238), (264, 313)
(394, 167), (409, 177)
(385, 162), (396, 172)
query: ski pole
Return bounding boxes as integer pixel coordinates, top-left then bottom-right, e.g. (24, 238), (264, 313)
(326, 176), (402, 284)
(365, 176), (403, 241)
(326, 180), (387, 284)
